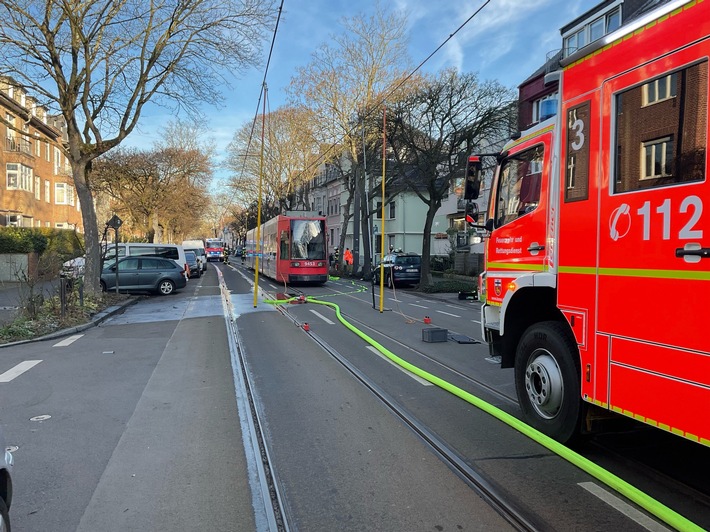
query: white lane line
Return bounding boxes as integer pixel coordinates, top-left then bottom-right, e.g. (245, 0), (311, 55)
(436, 310), (461, 318)
(0, 360), (42, 382)
(578, 482), (671, 532)
(471, 319), (481, 324)
(366, 346), (432, 386)
(409, 303), (429, 309)
(387, 297), (401, 302)
(52, 334), (84, 347)
(446, 304), (463, 309)
(268, 283), (279, 290)
(309, 309), (335, 325)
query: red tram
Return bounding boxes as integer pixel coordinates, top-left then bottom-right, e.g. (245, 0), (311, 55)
(244, 212), (328, 285)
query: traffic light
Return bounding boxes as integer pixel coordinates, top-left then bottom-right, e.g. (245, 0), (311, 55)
(465, 202), (478, 226)
(464, 155), (482, 200)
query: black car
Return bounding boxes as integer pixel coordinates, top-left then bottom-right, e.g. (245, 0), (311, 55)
(101, 256), (187, 295)
(185, 250), (201, 278)
(373, 252), (421, 288)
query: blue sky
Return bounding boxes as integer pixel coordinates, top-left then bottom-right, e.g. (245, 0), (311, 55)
(126, 0), (592, 184)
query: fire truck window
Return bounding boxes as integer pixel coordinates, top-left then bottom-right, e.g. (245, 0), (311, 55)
(614, 61), (707, 193)
(496, 146), (543, 226)
(565, 101), (590, 202)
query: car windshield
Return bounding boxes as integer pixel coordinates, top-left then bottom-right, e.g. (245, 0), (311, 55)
(397, 256), (421, 266)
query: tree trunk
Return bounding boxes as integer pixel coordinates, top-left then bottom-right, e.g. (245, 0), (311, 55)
(73, 162), (102, 295)
(420, 206), (436, 287)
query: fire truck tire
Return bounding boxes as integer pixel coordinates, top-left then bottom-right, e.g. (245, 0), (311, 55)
(514, 321), (581, 444)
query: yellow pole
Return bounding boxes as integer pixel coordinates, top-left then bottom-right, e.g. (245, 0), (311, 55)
(379, 107), (386, 312)
(253, 84), (267, 308)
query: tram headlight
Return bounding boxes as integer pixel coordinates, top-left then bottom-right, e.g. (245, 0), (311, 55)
(292, 262), (300, 267)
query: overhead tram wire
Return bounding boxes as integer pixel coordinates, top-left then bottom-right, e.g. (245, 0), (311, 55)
(285, 0), (493, 188)
(218, 0), (285, 223)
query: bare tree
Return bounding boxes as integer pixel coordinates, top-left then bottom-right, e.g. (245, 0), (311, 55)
(92, 141), (212, 243)
(385, 69), (516, 285)
(0, 0), (275, 293)
(288, 3), (410, 273)
(225, 105), (321, 214)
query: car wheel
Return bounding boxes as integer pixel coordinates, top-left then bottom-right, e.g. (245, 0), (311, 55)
(0, 497), (10, 532)
(99, 280), (107, 292)
(157, 279), (175, 296)
(387, 273), (394, 289)
(514, 321), (582, 444)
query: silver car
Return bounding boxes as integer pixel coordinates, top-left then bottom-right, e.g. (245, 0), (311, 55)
(0, 426), (13, 531)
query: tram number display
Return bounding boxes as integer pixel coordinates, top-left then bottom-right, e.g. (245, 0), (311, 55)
(303, 261), (317, 267)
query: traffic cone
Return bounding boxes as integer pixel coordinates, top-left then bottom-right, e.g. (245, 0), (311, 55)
(423, 316), (431, 324)
(302, 322), (310, 331)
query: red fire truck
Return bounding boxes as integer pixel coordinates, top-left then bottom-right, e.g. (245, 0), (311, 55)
(471, 0), (710, 446)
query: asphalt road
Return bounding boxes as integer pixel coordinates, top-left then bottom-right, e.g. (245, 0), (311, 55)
(0, 261), (704, 531)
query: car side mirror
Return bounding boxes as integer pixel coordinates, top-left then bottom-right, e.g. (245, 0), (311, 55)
(485, 218), (495, 231)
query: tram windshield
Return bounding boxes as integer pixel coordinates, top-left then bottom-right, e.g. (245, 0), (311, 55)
(291, 219), (326, 260)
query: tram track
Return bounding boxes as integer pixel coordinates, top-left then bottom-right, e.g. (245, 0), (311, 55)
(273, 301), (544, 532)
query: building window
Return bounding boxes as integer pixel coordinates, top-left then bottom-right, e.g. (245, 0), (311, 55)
(55, 183), (68, 204)
(563, 5), (621, 57)
(641, 137), (673, 179)
(54, 147), (61, 174)
(45, 141), (50, 161)
(643, 73), (677, 105)
(389, 202), (396, 219)
(34, 137), (40, 156)
(45, 180), (50, 202)
(6, 163), (18, 189)
(35, 176), (40, 200)
(7, 163), (33, 192)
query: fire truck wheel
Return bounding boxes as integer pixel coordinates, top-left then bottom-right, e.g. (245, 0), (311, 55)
(514, 321), (581, 444)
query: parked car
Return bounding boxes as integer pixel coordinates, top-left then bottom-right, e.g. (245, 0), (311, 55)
(100, 256), (187, 295)
(373, 252), (422, 288)
(102, 243), (189, 279)
(0, 426), (13, 530)
(62, 256), (85, 278)
(183, 247), (207, 273)
(184, 250), (201, 278)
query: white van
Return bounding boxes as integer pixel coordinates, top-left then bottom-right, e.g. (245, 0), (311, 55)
(103, 243), (189, 278)
(181, 240), (207, 273)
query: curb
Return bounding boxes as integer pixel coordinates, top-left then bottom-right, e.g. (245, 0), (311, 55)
(0, 296), (140, 348)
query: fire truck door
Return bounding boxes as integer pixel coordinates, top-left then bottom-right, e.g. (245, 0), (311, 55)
(485, 136), (551, 305)
(598, 60), (710, 355)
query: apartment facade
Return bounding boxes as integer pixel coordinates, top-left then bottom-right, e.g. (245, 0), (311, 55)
(0, 77), (83, 231)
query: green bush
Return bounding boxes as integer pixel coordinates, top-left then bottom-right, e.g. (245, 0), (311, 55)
(419, 279), (478, 294)
(0, 227), (83, 259)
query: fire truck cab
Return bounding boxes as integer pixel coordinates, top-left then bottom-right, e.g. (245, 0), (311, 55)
(478, 0), (710, 445)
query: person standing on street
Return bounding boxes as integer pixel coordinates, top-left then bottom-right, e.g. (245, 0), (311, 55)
(343, 247), (353, 276)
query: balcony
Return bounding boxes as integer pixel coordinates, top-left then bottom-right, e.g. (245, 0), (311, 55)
(5, 137), (32, 154)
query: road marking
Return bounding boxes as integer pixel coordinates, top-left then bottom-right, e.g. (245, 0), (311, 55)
(471, 319), (481, 324)
(0, 360), (42, 382)
(446, 304), (463, 309)
(268, 283), (278, 290)
(309, 309), (335, 325)
(578, 482), (671, 532)
(366, 346), (432, 386)
(388, 297), (401, 302)
(409, 303), (428, 309)
(436, 310), (461, 318)
(52, 334), (84, 347)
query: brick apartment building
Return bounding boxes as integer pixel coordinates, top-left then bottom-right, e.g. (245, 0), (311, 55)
(0, 76), (83, 232)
